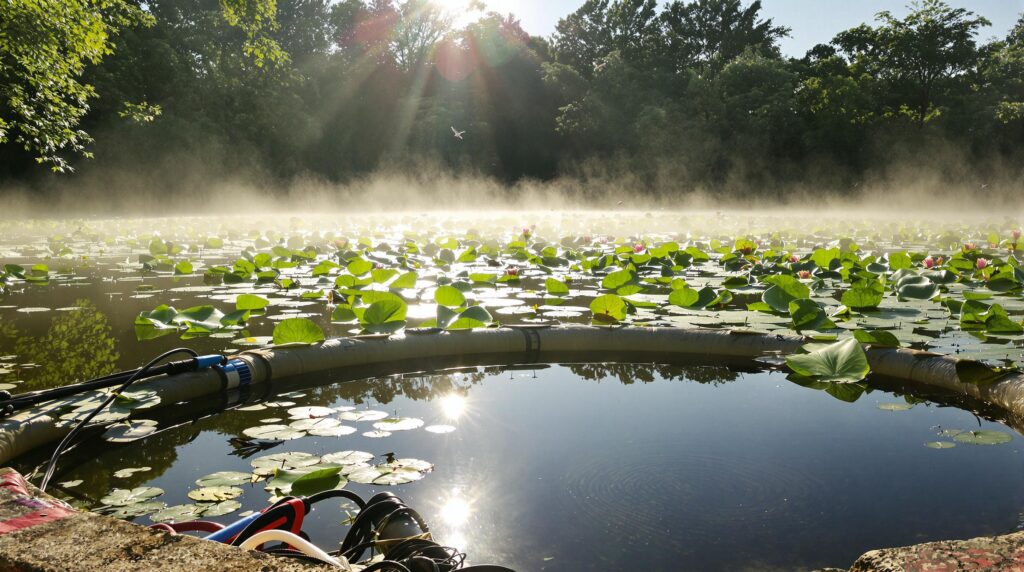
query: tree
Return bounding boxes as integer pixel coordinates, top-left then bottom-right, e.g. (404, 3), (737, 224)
(552, 0), (659, 77)
(834, 0), (990, 125)
(0, 0), (152, 171)
(659, 0), (789, 76)
(0, 0), (287, 173)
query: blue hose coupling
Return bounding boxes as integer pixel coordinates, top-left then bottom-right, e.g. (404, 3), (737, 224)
(195, 354), (225, 369)
(215, 358), (253, 390)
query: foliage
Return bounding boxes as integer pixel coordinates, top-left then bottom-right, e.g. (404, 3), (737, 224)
(0, 0), (1023, 193)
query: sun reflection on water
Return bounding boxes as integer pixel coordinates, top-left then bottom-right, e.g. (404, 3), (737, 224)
(440, 394), (467, 420)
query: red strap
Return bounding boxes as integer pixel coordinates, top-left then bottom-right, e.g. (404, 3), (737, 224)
(284, 498), (306, 536)
(0, 472), (76, 536)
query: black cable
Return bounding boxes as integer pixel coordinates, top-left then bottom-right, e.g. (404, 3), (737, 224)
(360, 561), (412, 572)
(38, 348), (198, 492)
(307, 488), (367, 511)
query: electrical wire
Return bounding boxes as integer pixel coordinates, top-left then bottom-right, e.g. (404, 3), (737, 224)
(38, 348), (198, 491)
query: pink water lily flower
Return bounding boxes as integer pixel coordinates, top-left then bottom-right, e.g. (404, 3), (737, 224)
(1014, 229), (1021, 240)
(789, 255), (799, 263)
(798, 270), (812, 279)
(633, 243), (645, 253)
(976, 258), (989, 270)
(505, 266), (519, 277)
(963, 242), (977, 251)
(923, 256), (935, 269)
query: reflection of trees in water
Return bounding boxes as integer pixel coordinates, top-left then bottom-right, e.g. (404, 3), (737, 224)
(16, 415), (188, 509)
(567, 363), (740, 386)
(13, 300), (119, 390)
(288, 369), (494, 407)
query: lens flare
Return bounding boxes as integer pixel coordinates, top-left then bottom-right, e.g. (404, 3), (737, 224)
(439, 496), (472, 526)
(440, 394), (466, 420)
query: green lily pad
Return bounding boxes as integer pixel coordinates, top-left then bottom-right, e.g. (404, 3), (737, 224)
(188, 486), (244, 502)
(242, 424), (305, 440)
(785, 338), (870, 383)
(101, 487), (164, 507)
(924, 441), (956, 449)
(195, 471), (253, 487)
(953, 430), (1012, 446)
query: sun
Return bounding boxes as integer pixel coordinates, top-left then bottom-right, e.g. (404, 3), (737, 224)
(431, 0), (471, 12)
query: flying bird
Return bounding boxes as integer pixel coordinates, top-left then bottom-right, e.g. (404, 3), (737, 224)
(451, 126), (465, 140)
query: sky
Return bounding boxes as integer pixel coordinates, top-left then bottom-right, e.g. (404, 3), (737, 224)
(465, 0), (1024, 56)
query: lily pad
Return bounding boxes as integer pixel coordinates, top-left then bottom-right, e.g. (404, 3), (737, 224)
(785, 338), (870, 383)
(953, 430), (1013, 446)
(195, 471), (253, 487)
(924, 441), (956, 449)
(321, 451), (375, 465)
(187, 486), (244, 502)
(242, 424), (305, 441)
(101, 487), (164, 506)
(877, 403), (913, 411)
(103, 420), (158, 443)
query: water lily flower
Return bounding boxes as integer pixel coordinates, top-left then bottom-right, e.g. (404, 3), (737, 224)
(633, 243), (645, 253)
(505, 266), (519, 277)
(789, 255), (799, 263)
(976, 258), (988, 270)
(798, 270), (812, 279)
(963, 242), (977, 251)
(1014, 229), (1021, 241)
(923, 256), (935, 269)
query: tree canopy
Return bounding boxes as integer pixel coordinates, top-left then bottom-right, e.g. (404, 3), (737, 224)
(0, 0), (1021, 195)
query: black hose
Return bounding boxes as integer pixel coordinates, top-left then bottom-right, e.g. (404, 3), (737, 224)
(1, 357), (203, 416)
(38, 348), (198, 491)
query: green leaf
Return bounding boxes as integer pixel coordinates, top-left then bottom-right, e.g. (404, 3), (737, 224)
(841, 280), (884, 310)
(434, 285), (466, 308)
(545, 277), (570, 296)
(235, 294), (269, 311)
(762, 275), (810, 313)
(347, 258), (373, 276)
(888, 251), (912, 270)
(391, 271), (418, 289)
(601, 269), (637, 290)
(272, 318), (325, 345)
(669, 287), (700, 308)
(362, 298), (408, 325)
(853, 329), (900, 348)
(788, 299), (835, 331)
(785, 338), (870, 383)
(447, 305), (493, 330)
(953, 430), (1012, 446)
(267, 466), (345, 497)
(590, 294), (627, 323)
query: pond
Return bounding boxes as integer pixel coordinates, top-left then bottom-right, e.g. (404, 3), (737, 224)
(12, 361), (1024, 571)
(1, 213), (1022, 570)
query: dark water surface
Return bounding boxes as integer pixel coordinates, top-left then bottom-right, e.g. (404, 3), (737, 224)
(16, 363), (1024, 572)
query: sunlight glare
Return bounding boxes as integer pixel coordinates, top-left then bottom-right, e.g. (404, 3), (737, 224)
(439, 495), (472, 526)
(440, 394), (467, 420)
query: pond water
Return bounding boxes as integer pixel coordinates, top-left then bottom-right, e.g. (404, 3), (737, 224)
(15, 362), (1024, 572)
(1, 214), (1023, 570)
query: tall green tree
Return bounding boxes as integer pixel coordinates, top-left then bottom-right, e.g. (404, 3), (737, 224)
(833, 0), (990, 125)
(0, 0), (152, 171)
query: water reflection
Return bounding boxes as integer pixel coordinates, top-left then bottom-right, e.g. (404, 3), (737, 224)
(12, 361), (1024, 572)
(440, 394), (467, 421)
(5, 299), (119, 391)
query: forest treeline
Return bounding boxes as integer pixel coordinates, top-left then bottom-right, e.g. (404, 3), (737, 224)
(1, 0), (1022, 196)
